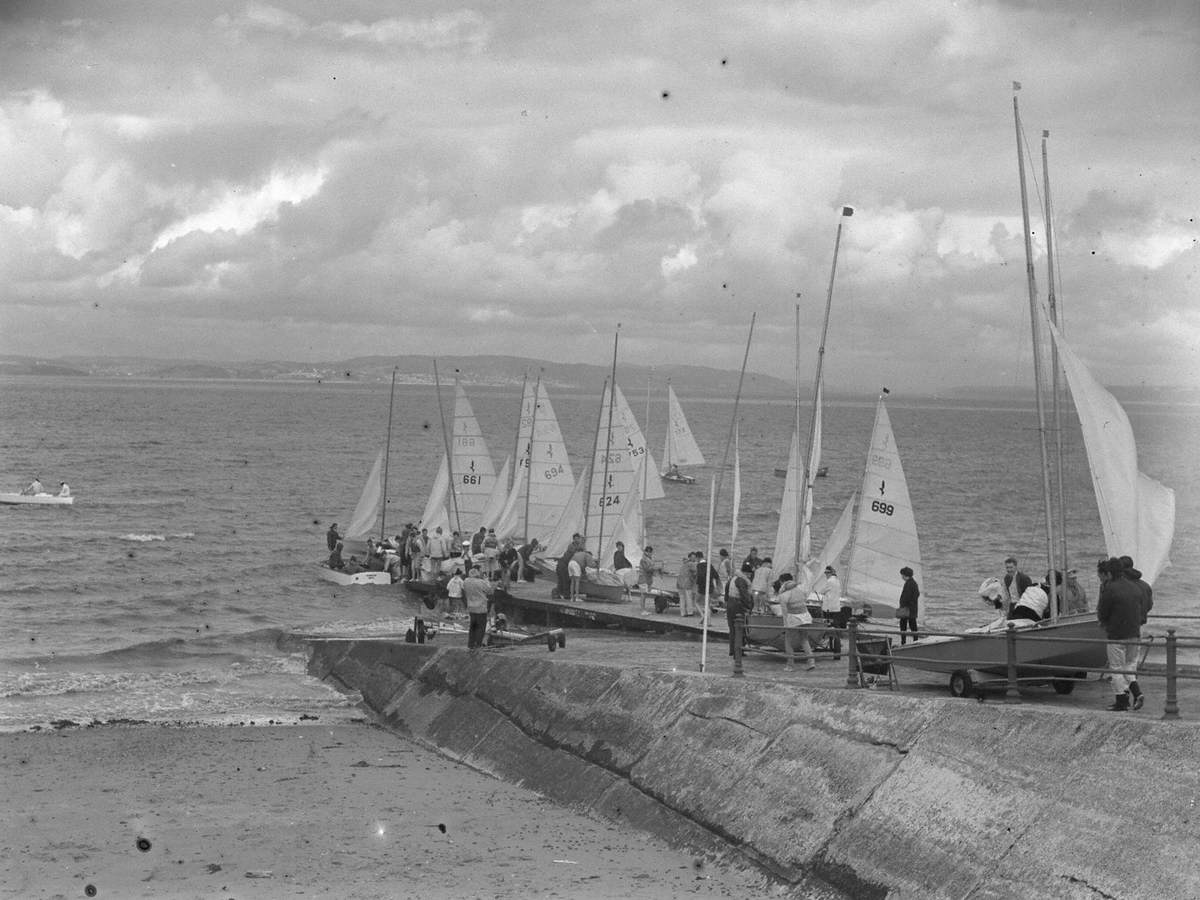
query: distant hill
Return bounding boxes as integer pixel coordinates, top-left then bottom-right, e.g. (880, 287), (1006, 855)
(0, 353), (797, 398)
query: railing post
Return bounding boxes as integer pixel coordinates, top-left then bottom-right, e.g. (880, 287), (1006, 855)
(732, 614), (745, 678)
(1005, 623), (1020, 701)
(1163, 628), (1180, 720)
(846, 619), (859, 687)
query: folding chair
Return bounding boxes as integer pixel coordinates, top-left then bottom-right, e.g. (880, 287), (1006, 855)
(855, 637), (899, 690)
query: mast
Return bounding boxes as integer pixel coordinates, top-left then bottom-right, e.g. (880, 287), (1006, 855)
(663, 377), (673, 469)
(1042, 129), (1069, 616)
(797, 205), (853, 570)
(1013, 89), (1057, 610)
(511, 369), (529, 494)
(521, 368), (543, 544)
(379, 366), (397, 541)
(713, 313), (756, 551)
(433, 361), (463, 535)
(596, 328), (620, 557)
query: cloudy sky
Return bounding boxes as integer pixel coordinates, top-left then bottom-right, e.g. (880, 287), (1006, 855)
(1, 1), (1196, 392)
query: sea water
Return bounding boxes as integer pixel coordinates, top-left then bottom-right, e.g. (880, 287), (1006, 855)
(1, 375), (1196, 731)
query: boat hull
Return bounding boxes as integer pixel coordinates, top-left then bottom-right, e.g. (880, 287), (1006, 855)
(887, 614), (1107, 679)
(0, 492), (73, 506)
(745, 612), (834, 652)
(317, 566), (392, 586)
(662, 472), (696, 485)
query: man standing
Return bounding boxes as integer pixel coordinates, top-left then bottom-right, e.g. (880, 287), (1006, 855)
(1002, 556), (1033, 615)
(724, 563), (755, 657)
(463, 566), (493, 649)
(1096, 557), (1144, 711)
(819, 565), (843, 656)
(427, 526), (449, 575)
(326, 523), (341, 552)
(1064, 568), (1088, 613)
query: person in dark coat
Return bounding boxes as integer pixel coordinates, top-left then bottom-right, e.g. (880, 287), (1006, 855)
(326, 523), (342, 552)
(897, 566), (920, 644)
(1097, 557), (1145, 711)
(723, 563), (755, 656)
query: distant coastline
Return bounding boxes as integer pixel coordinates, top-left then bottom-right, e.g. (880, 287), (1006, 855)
(1, 353), (1195, 406)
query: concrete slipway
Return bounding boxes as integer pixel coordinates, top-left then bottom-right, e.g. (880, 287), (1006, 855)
(306, 630), (1200, 900)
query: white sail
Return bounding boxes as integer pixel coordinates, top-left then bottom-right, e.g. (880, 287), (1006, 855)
(491, 460), (526, 541)
(596, 456), (646, 569)
(662, 384), (705, 468)
(1044, 315), (1175, 583)
(771, 430), (802, 578)
(845, 395), (921, 607)
(418, 453), (450, 533)
(543, 463), (588, 558)
(800, 379), (823, 562)
(612, 383), (666, 501)
(344, 450), (384, 543)
(448, 383), (497, 531)
(479, 456), (512, 531)
(806, 491), (857, 593)
(520, 381), (577, 545)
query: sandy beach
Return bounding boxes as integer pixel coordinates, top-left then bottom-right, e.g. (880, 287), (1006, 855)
(0, 722), (775, 900)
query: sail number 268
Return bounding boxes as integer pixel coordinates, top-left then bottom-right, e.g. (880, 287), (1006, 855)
(870, 499), (894, 517)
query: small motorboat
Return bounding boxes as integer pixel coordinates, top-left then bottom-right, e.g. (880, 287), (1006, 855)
(0, 492), (74, 506)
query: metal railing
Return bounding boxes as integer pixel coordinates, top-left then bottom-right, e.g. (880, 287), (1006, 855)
(728, 613), (1199, 720)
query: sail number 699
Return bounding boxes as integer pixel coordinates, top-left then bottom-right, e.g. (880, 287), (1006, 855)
(870, 499), (894, 516)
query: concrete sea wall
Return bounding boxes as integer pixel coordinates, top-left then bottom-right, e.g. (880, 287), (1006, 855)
(307, 640), (1200, 899)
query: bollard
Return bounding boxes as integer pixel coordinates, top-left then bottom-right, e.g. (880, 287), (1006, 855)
(1004, 623), (1020, 701)
(732, 614), (745, 678)
(846, 620), (859, 687)
(1163, 628), (1180, 720)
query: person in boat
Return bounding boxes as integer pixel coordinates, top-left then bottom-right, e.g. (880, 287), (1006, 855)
(1008, 582), (1050, 623)
(1097, 557), (1145, 711)
(612, 541), (632, 573)
(667, 463), (681, 478)
(450, 531), (465, 560)
(408, 528), (427, 580)
(343, 554), (365, 575)
(21, 476), (44, 495)
(1001, 557), (1034, 614)
(1064, 568), (1088, 614)
(328, 541), (345, 570)
(897, 566), (920, 644)
(742, 547), (760, 572)
(57, 481), (70, 497)
(717, 549), (734, 592)
(326, 523), (342, 552)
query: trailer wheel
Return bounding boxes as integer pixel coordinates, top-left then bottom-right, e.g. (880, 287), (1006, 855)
(949, 670), (974, 698)
(557, 631), (566, 648)
(547, 633), (557, 652)
(1052, 678), (1075, 695)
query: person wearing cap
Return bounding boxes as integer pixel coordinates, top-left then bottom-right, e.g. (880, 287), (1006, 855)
(1064, 568), (1088, 614)
(897, 566), (920, 644)
(57, 481), (70, 497)
(1096, 557), (1143, 711)
(463, 566), (493, 649)
(818, 566), (843, 657)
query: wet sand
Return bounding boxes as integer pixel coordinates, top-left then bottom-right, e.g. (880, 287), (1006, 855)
(0, 722), (777, 900)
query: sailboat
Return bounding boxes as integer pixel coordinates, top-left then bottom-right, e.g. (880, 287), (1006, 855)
(661, 383), (705, 485)
(319, 370), (398, 586)
(418, 378), (499, 540)
(888, 90), (1174, 697)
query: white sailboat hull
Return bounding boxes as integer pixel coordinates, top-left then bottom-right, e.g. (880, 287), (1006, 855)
(0, 492), (74, 506)
(317, 565), (392, 586)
